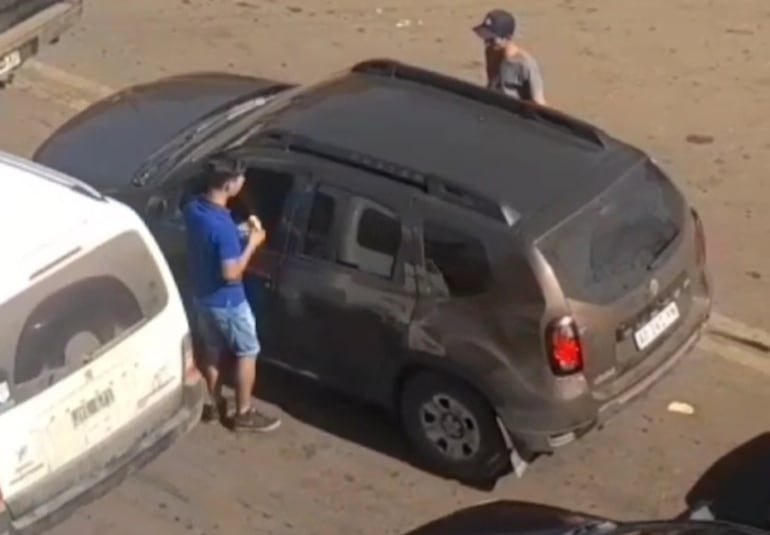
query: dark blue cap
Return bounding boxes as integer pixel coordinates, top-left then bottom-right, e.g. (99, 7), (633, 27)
(473, 9), (516, 40)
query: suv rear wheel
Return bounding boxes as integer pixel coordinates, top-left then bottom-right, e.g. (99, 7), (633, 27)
(400, 370), (510, 485)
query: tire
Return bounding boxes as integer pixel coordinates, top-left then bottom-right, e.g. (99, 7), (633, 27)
(400, 370), (510, 485)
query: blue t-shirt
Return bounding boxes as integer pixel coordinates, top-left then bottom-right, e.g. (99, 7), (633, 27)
(183, 196), (247, 308)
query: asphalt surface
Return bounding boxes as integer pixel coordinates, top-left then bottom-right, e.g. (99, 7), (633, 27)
(2, 1), (770, 534)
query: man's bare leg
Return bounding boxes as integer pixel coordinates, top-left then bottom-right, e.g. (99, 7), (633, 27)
(201, 352), (226, 422)
(235, 357), (256, 415)
(232, 356), (280, 432)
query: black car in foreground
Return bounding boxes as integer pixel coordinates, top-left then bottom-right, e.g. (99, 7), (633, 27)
(403, 500), (765, 535)
(34, 59), (712, 484)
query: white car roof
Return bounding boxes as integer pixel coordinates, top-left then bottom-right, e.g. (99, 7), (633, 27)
(0, 151), (110, 265)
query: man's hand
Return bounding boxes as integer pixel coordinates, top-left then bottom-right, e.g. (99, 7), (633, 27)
(246, 215), (266, 248)
(248, 227), (266, 249)
(247, 215), (262, 231)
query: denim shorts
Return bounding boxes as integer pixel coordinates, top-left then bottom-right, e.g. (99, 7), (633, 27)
(195, 299), (260, 361)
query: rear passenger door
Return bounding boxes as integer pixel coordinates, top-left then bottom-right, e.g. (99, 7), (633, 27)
(411, 202), (498, 357)
(273, 180), (419, 401)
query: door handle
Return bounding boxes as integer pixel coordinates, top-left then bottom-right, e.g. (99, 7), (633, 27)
(146, 195), (168, 216)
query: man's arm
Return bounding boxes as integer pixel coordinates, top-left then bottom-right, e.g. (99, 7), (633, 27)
(484, 46), (503, 88)
(218, 227), (263, 283)
(527, 56), (547, 106)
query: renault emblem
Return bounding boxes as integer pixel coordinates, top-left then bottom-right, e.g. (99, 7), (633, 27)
(648, 278), (660, 297)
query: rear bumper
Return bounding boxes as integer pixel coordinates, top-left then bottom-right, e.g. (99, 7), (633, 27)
(497, 293), (711, 454)
(0, 1), (82, 81)
(1, 381), (205, 535)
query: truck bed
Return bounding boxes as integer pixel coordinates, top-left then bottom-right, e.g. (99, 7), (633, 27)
(0, 0), (81, 83)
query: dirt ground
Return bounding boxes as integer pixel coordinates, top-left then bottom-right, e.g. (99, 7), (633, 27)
(2, 0), (770, 533)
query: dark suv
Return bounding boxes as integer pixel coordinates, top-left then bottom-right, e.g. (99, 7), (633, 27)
(34, 59), (712, 483)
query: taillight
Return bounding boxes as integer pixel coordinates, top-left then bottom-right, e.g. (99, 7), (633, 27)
(546, 317), (584, 375)
(182, 333), (201, 386)
(692, 208), (706, 265)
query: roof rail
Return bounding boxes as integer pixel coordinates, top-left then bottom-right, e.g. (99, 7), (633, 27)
(258, 129), (518, 226)
(352, 58), (606, 149)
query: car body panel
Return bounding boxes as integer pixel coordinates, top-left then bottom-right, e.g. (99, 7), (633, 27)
(402, 501), (759, 535)
(403, 500), (598, 535)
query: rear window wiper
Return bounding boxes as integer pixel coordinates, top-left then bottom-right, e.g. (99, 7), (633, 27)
(647, 230), (680, 271)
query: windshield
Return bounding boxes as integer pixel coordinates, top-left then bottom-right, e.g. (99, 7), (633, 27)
(133, 84), (307, 185)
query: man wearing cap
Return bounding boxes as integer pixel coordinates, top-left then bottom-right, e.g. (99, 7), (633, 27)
(473, 9), (547, 106)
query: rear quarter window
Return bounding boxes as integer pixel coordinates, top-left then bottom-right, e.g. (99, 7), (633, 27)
(0, 231), (168, 407)
(422, 223), (493, 298)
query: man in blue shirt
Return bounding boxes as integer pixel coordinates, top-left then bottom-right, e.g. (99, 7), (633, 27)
(183, 158), (280, 432)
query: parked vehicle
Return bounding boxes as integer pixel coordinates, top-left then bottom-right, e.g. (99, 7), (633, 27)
(402, 500), (764, 535)
(0, 151), (205, 535)
(0, 0), (82, 85)
(33, 59), (712, 484)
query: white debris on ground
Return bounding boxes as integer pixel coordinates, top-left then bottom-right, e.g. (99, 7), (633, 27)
(667, 401), (696, 415)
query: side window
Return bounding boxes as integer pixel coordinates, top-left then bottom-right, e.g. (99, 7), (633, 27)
(303, 190), (336, 261)
(0, 231), (169, 405)
(422, 223), (493, 297)
(349, 205), (401, 278)
(230, 167), (296, 250)
(301, 188), (402, 279)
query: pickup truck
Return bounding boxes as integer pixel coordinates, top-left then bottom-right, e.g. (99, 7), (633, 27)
(0, 0), (82, 85)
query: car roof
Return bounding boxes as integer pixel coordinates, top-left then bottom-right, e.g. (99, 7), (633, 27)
(261, 62), (634, 218)
(0, 151), (108, 262)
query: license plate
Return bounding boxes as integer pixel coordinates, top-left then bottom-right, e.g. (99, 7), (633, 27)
(634, 301), (680, 351)
(0, 50), (22, 77)
(71, 388), (116, 428)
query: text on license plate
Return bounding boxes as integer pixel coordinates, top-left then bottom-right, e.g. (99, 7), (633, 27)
(634, 301), (680, 351)
(71, 388), (116, 428)
(0, 50), (21, 77)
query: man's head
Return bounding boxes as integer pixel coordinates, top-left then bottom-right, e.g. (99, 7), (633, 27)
(473, 9), (516, 50)
(203, 157), (246, 199)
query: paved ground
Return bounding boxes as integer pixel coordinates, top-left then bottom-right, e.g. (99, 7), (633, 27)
(3, 0), (770, 533)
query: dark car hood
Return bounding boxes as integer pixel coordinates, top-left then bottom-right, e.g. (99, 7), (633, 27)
(34, 72), (284, 191)
(404, 501), (599, 535)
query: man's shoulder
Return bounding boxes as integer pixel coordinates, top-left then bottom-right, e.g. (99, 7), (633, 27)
(184, 198), (234, 235)
(504, 48), (539, 69)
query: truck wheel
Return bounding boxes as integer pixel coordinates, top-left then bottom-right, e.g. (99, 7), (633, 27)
(400, 370), (510, 485)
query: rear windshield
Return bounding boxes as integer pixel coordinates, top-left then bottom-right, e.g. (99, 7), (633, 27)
(0, 231), (168, 408)
(537, 161), (683, 304)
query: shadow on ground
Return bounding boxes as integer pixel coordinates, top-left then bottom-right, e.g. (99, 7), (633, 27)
(256, 363), (500, 491)
(686, 432), (770, 529)
(206, 351), (501, 491)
